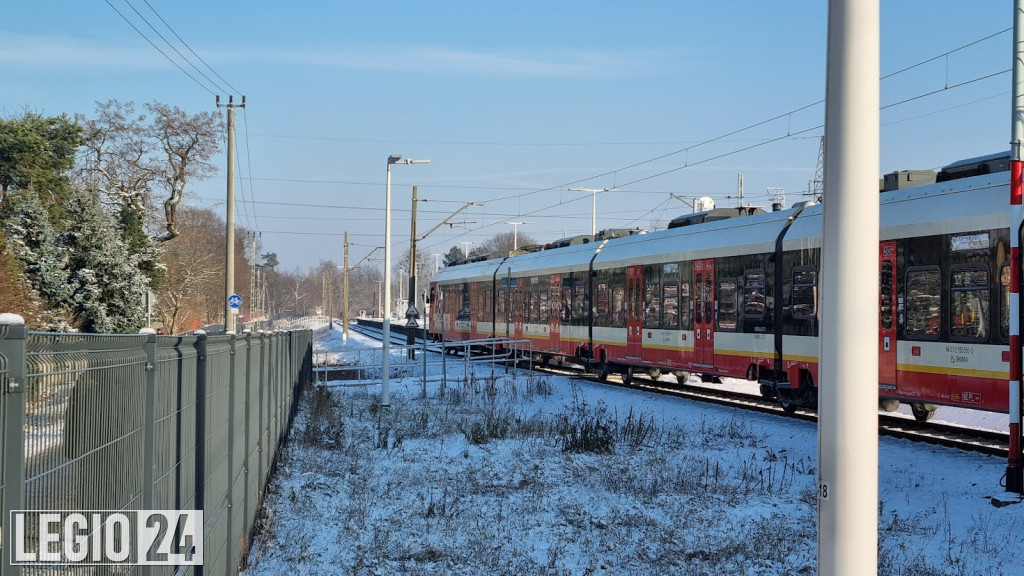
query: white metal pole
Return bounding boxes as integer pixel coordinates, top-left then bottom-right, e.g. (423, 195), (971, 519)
(591, 190), (597, 235)
(1007, 0), (1024, 494)
(383, 160), (393, 406)
(818, 1), (879, 574)
(815, 0), (880, 569)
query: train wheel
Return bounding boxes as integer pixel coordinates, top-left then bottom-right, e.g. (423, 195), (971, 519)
(621, 367), (634, 385)
(910, 403), (936, 422)
(648, 368), (662, 380)
(673, 371), (690, 384)
(596, 363), (610, 382)
(879, 399), (900, 412)
(778, 391), (799, 413)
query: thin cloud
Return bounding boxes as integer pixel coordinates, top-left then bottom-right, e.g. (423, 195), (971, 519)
(245, 44), (660, 79)
(0, 33), (165, 69)
(2, 32), (663, 79)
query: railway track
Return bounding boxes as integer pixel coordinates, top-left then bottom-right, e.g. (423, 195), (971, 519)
(343, 321), (1011, 458)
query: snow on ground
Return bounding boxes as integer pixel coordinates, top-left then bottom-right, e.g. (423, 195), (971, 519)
(244, 325), (1023, 575)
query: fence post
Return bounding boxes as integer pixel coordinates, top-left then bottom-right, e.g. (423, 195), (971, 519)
(242, 331), (253, 562)
(1, 314), (27, 576)
(225, 334), (237, 576)
(139, 328), (159, 575)
(257, 333), (266, 499)
(194, 331), (208, 576)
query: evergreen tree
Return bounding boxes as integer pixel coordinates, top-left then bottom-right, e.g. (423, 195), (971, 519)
(442, 246), (465, 267)
(0, 111), (82, 216)
(63, 189), (149, 333)
(0, 188), (72, 329)
(117, 200), (164, 290)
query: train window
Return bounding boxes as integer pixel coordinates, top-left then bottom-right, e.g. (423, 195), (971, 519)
(880, 262), (893, 330)
(792, 267), (817, 320)
(644, 278), (662, 329)
(663, 283), (679, 329)
(950, 266), (989, 342)
(561, 286), (572, 323)
(679, 282), (691, 330)
(497, 287), (506, 323)
(905, 267), (941, 339)
(743, 269), (766, 319)
(596, 282), (609, 316)
(702, 274), (714, 324)
(1001, 264), (1010, 341)
(572, 283), (586, 325)
(611, 285), (625, 328)
(718, 279), (738, 331)
(484, 289), (492, 322)
(458, 283), (471, 321)
(538, 288), (549, 323)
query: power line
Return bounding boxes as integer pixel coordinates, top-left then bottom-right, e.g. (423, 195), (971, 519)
(118, 0), (228, 94)
(241, 109), (261, 233)
(140, 0), (243, 95)
(103, 0), (216, 96)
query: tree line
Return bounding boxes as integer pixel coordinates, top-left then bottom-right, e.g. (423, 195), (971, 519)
(0, 103), (379, 333)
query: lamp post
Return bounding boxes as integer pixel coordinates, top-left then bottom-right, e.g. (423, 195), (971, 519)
(383, 154), (430, 407)
(459, 241), (476, 258)
(503, 221), (532, 250)
(568, 187), (618, 235)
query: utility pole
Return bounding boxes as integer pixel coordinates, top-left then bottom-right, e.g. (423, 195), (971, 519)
(343, 231), (350, 341)
(737, 173), (744, 207)
(1007, 0), (1024, 495)
(217, 95), (245, 333)
(818, 0), (879, 573)
(407, 186), (419, 357)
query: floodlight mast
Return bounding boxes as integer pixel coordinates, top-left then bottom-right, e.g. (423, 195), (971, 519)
(568, 187), (618, 235)
(383, 154), (430, 407)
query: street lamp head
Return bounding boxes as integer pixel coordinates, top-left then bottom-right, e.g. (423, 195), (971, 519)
(406, 159), (431, 164)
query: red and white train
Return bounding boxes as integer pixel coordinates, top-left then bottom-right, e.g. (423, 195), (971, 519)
(428, 153), (1012, 421)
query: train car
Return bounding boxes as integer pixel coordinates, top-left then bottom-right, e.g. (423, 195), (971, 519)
(585, 204), (817, 389)
(429, 256), (507, 343)
(494, 241), (601, 360)
(429, 155), (1014, 419)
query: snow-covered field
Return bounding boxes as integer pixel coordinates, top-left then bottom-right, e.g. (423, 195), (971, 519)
(243, 326), (1023, 575)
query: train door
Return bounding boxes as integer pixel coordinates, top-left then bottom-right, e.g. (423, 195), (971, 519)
(469, 283), (478, 337)
(879, 242), (897, 387)
(626, 266), (643, 358)
(549, 274), (561, 352)
(513, 279), (524, 341)
(694, 259), (715, 366)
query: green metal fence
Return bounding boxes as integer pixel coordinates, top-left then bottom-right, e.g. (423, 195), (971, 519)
(0, 317), (312, 576)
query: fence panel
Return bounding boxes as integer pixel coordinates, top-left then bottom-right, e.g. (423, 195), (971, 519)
(0, 323), (311, 576)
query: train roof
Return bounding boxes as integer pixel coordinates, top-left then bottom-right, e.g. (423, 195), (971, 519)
(432, 256), (506, 285)
(592, 206), (798, 268)
(880, 170), (1009, 240)
(501, 239), (600, 277)
(432, 160), (1011, 287)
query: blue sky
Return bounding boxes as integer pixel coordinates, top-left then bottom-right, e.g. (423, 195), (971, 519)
(2, 1), (1012, 271)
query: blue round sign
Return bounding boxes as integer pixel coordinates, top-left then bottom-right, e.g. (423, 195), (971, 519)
(228, 294), (242, 309)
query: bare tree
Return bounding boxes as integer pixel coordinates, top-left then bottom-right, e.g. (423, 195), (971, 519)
(148, 102), (223, 242)
(77, 100), (159, 216)
(478, 231), (537, 256)
(75, 101), (223, 243)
